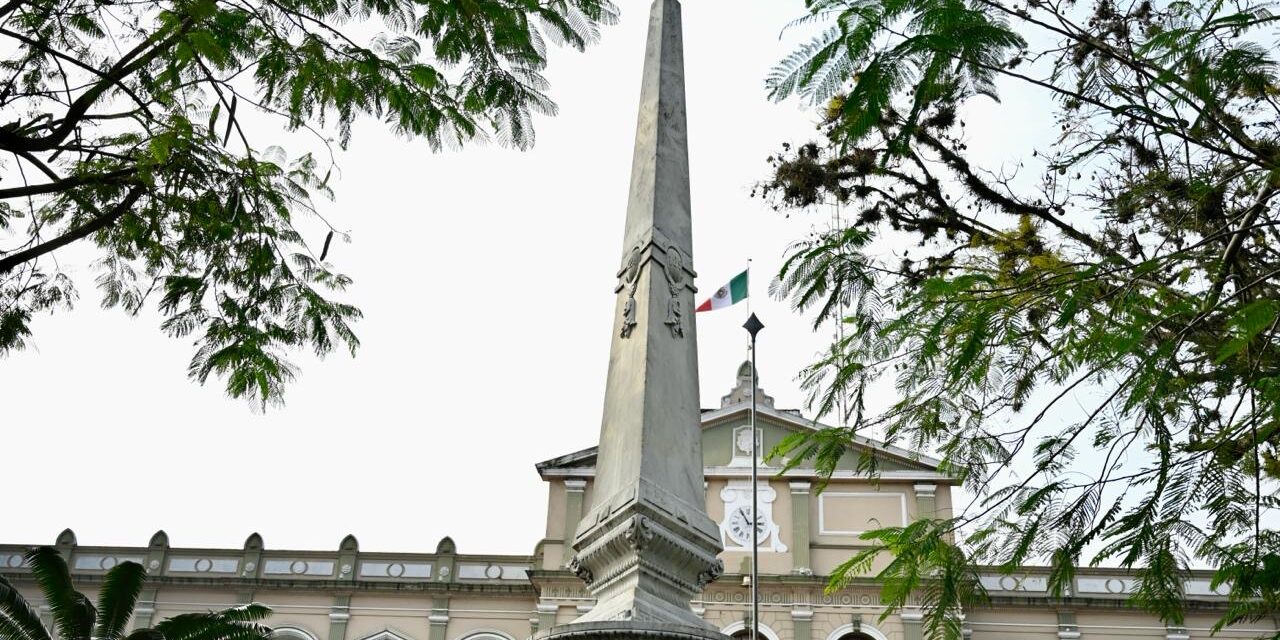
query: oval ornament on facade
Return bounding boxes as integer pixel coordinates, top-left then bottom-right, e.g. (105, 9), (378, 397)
(290, 560), (308, 575)
(195, 558), (213, 573)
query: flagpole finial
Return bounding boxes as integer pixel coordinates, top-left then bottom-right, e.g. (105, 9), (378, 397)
(743, 313), (764, 339)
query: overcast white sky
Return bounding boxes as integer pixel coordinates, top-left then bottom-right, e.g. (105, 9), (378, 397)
(0, 0), (1059, 555)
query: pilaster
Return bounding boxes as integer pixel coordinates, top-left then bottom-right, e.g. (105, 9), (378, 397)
(536, 602), (560, 632)
(914, 484), (937, 520)
(428, 595), (450, 640)
(563, 480), (588, 548)
(789, 482), (812, 575)
(1057, 611), (1080, 640)
(790, 606), (813, 640)
(134, 531), (169, 631)
(901, 609), (924, 640)
(329, 595), (351, 640)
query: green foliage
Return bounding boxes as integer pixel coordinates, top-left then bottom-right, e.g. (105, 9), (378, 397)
(831, 520), (986, 639)
(0, 547), (272, 640)
(0, 0), (617, 406)
(761, 0), (1280, 635)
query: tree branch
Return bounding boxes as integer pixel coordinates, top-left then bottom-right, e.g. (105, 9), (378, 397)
(0, 185), (145, 274)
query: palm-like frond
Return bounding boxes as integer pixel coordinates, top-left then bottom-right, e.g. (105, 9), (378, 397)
(0, 576), (51, 640)
(23, 548), (95, 640)
(0, 573), (52, 640)
(154, 603), (272, 640)
(93, 561), (147, 640)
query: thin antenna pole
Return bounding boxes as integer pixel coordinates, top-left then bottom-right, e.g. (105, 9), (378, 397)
(750, 332), (759, 640)
(742, 313), (765, 640)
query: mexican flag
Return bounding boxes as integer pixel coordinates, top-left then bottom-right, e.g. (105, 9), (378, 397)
(696, 270), (748, 312)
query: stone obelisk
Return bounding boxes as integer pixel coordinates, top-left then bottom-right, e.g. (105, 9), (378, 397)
(536, 0), (725, 639)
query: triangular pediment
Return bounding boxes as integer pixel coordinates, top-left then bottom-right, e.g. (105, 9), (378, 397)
(536, 362), (947, 479)
(535, 402), (943, 477)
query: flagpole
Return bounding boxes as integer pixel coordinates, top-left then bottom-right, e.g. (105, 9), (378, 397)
(742, 312), (764, 640)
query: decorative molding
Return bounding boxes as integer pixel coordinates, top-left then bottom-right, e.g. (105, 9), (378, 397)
(913, 483), (937, 498)
(72, 554), (144, 571)
(1183, 579), (1230, 596)
(817, 492), (908, 536)
(719, 480), (787, 552)
(359, 561), (432, 579)
(456, 562), (528, 581)
(979, 574), (1049, 593)
(721, 361), (776, 410)
(263, 559), (335, 577)
(564, 479), (588, 492)
(356, 630), (418, 640)
(729, 426), (767, 468)
(661, 243), (687, 339)
(789, 481), (811, 494)
(618, 242), (643, 339)
(790, 606), (814, 621)
(1076, 577), (1135, 594)
(539, 466), (955, 482)
(168, 557), (238, 574)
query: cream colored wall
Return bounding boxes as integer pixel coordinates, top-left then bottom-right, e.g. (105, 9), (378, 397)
(444, 595), (534, 640)
(967, 608), (1060, 640)
(810, 610), (905, 640)
(345, 593), (434, 640)
(544, 482), (568, 539)
(539, 478), (598, 571)
(1184, 612), (1279, 638)
(1076, 611), (1166, 639)
(242, 590), (332, 640)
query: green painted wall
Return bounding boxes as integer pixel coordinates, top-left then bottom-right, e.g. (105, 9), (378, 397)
(701, 417), (923, 472)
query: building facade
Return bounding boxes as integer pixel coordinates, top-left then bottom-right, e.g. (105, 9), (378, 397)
(1, 364), (1271, 640)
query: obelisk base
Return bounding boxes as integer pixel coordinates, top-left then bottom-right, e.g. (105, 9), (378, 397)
(533, 622), (729, 640)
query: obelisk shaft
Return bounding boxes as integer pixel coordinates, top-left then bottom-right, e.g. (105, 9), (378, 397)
(565, 0), (723, 629)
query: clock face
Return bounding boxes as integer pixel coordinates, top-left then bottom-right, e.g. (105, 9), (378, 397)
(727, 506), (768, 546)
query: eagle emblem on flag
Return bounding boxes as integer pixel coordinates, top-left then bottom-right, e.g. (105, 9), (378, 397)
(715, 287), (728, 299)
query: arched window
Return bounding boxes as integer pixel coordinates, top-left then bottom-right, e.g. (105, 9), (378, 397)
(834, 633), (878, 640)
(720, 621), (780, 640)
(825, 622), (889, 640)
(270, 627), (320, 640)
(456, 632), (514, 640)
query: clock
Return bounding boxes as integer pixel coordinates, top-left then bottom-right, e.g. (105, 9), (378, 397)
(727, 506), (767, 546)
(718, 480), (788, 552)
